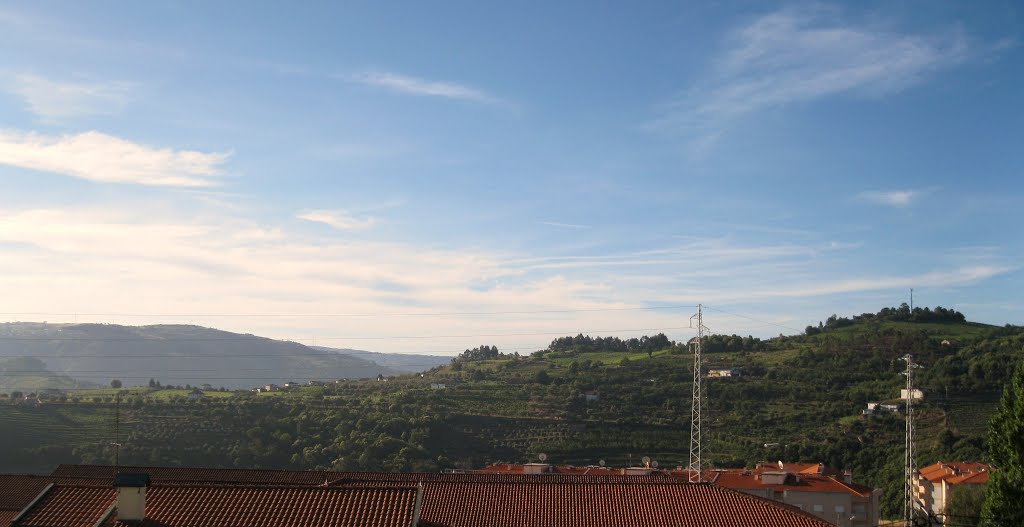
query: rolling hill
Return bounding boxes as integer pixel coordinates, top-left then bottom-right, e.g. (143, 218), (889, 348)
(0, 322), (400, 390)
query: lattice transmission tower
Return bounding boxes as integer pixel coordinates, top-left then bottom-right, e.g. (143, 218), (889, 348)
(901, 354), (922, 526)
(688, 304), (709, 483)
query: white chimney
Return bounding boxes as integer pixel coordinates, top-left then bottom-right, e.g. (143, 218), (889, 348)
(113, 473), (150, 522)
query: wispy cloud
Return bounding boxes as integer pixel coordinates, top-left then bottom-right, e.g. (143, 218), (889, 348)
(0, 203), (1013, 352)
(826, 240), (864, 250)
(658, 6), (972, 141)
(747, 265), (1015, 300)
(857, 189), (919, 206)
(0, 130), (230, 187)
(8, 73), (132, 121)
(539, 221), (590, 229)
(348, 71), (498, 104)
(298, 209), (377, 231)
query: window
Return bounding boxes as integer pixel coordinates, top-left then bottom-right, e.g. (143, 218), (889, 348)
(813, 504), (824, 513)
(835, 505), (846, 513)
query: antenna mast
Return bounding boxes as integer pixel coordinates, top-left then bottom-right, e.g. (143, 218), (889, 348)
(901, 355), (921, 526)
(688, 305), (708, 482)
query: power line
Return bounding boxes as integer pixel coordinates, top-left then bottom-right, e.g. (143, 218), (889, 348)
(701, 305), (802, 334)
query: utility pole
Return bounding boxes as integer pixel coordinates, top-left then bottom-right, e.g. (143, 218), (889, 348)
(901, 355), (922, 526)
(112, 390), (122, 469)
(688, 305), (708, 483)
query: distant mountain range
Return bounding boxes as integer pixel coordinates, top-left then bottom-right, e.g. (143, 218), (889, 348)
(0, 322), (450, 391)
(312, 346), (450, 374)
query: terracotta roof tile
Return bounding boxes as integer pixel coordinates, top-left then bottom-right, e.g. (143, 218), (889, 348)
(36, 466), (835, 526)
(416, 481), (831, 527)
(919, 462), (992, 485)
(711, 471), (874, 497)
(0, 475), (55, 511)
(16, 485), (115, 527)
(15, 484), (418, 527)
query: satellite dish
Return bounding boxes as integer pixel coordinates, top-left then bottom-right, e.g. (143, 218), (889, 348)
(538, 453), (547, 462)
(598, 459), (606, 467)
(641, 456), (651, 466)
(651, 460), (659, 468)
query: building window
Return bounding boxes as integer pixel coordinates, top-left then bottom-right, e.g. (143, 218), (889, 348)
(813, 505), (824, 513)
(853, 505), (865, 515)
(835, 505), (846, 513)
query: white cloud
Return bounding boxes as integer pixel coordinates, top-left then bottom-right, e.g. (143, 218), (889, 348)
(349, 71), (498, 103)
(0, 130), (230, 187)
(539, 221), (590, 229)
(298, 209), (377, 231)
(857, 190), (919, 206)
(9, 74), (132, 120)
(659, 7), (971, 138)
(0, 204), (1012, 353)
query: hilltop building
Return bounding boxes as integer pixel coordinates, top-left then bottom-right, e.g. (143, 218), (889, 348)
(900, 388), (924, 401)
(913, 461), (992, 520)
(0, 464), (835, 527)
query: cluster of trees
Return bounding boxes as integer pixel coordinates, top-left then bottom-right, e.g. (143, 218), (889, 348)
(806, 305), (967, 335)
(546, 333), (673, 355)
(700, 334), (770, 354)
(453, 346), (517, 363)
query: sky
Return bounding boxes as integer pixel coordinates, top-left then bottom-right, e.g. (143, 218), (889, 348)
(0, 1), (1021, 355)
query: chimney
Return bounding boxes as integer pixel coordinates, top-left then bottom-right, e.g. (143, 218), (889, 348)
(113, 473), (150, 522)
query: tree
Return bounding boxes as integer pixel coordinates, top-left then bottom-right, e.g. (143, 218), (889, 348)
(945, 484), (985, 525)
(981, 360), (1024, 526)
(110, 379), (122, 389)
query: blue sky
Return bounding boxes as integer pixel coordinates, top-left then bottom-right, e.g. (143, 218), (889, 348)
(0, 1), (1021, 354)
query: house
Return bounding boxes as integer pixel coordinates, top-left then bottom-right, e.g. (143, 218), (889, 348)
(430, 383), (446, 390)
(913, 462), (992, 520)
(900, 388), (924, 401)
(283, 381), (300, 389)
(307, 380), (326, 386)
(707, 462), (880, 527)
(35, 464), (835, 527)
(863, 402), (899, 416)
(186, 389), (205, 400)
(263, 384), (279, 392)
(581, 390), (600, 401)
(708, 368), (740, 378)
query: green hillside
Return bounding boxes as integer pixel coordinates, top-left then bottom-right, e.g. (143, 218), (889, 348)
(0, 322), (399, 390)
(1, 306), (1020, 519)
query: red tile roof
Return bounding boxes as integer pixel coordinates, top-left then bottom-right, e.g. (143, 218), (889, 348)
(710, 471), (875, 497)
(14, 484), (419, 527)
(0, 475), (56, 512)
(0, 509), (19, 526)
(36, 466), (834, 526)
(416, 481), (831, 527)
(15, 485), (113, 527)
(919, 462), (992, 485)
